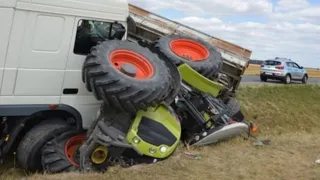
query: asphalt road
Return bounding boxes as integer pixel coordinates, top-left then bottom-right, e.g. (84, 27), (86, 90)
(241, 75), (320, 85)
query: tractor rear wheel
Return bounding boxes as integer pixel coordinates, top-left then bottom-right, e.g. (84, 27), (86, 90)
(82, 40), (172, 114)
(153, 34), (222, 78)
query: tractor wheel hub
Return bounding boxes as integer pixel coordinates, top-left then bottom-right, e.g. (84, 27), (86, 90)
(120, 63), (137, 77)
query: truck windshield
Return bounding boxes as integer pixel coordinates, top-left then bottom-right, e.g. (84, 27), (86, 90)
(90, 21), (124, 40)
(74, 20), (125, 55)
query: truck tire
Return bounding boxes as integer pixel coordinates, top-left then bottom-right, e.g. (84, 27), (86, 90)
(16, 119), (71, 172)
(224, 97), (241, 118)
(42, 129), (85, 173)
(153, 34), (222, 78)
(82, 40), (172, 114)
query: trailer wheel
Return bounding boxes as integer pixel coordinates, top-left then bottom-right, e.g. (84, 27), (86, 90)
(82, 40), (172, 114)
(41, 129), (85, 173)
(16, 119), (70, 172)
(154, 34), (222, 78)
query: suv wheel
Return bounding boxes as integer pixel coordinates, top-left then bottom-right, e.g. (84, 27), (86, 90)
(284, 74), (291, 84)
(302, 75), (308, 84)
(260, 75), (267, 82)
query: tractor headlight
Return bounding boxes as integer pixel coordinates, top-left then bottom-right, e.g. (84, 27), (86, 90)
(160, 146), (167, 153)
(132, 137), (140, 144)
(149, 147), (156, 154)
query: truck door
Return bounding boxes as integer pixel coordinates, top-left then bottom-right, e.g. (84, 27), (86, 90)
(59, 17), (126, 128)
(1, 10), (74, 105)
(0, 6), (14, 100)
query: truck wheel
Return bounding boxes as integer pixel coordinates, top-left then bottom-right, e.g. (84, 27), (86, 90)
(224, 97), (241, 118)
(42, 129), (85, 173)
(82, 40), (172, 114)
(16, 119), (71, 172)
(153, 34), (222, 78)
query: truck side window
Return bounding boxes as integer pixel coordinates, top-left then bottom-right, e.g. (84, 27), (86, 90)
(73, 20), (125, 55)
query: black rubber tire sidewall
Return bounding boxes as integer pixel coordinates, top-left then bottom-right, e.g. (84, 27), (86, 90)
(154, 34), (223, 78)
(284, 74), (291, 84)
(16, 119), (70, 172)
(224, 97), (241, 118)
(302, 75), (308, 84)
(41, 129), (84, 173)
(82, 40), (172, 113)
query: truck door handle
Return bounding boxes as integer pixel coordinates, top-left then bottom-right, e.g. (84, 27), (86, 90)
(63, 88), (78, 95)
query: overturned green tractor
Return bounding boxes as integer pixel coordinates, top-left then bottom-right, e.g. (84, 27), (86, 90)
(40, 34), (252, 174)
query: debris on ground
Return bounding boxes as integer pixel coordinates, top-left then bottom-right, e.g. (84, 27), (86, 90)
(252, 139), (271, 147)
(184, 152), (201, 160)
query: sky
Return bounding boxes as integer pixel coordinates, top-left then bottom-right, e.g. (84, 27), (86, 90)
(128, 0), (320, 68)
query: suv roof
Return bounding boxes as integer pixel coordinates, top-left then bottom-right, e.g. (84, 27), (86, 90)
(265, 58), (291, 63)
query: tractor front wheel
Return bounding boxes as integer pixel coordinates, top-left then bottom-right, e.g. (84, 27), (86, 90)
(41, 129), (86, 173)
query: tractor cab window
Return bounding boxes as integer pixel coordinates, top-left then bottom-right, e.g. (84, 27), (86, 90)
(74, 20), (126, 55)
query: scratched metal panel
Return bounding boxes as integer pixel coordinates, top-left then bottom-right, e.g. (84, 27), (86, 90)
(129, 4), (250, 67)
(129, 4), (252, 57)
(175, 25), (211, 41)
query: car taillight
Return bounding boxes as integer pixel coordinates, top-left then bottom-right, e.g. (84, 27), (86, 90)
(276, 66), (284, 70)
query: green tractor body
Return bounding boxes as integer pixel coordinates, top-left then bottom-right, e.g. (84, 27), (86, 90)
(177, 63), (224, 98)
(126, 104), (181, 159)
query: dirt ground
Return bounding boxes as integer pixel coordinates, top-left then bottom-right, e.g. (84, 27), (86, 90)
(1, 85), (320, 180)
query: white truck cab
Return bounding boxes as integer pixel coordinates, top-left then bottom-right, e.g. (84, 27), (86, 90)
(0, 0), (129, 128)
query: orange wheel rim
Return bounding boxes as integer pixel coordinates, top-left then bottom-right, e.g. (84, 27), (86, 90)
(170, 39), (209, 61)
(110, 50), (155, 79)
(64, 134), (86, 167)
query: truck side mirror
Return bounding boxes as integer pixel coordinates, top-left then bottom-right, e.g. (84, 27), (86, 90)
(112, 28), (126, 40)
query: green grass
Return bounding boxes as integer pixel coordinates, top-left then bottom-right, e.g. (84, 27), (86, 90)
(1, 84), (320, 180)
(237, 84), (320, 135)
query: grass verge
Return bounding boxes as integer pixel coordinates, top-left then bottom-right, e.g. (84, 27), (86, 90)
(1, 84), (320, 180)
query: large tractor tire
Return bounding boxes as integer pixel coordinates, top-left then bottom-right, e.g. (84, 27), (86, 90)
(41, 129), (86, 173)
(16, 119), (71, 172)
(153, 34), (223, 78)
(82, 40), (172, 114)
